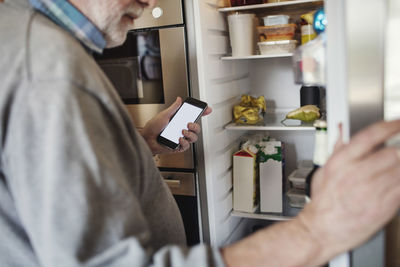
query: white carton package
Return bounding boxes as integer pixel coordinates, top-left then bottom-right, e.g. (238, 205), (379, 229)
(233, 150), (258, 213)
(259, 141), (284, 213)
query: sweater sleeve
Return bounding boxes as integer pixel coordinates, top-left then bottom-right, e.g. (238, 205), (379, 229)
(3, 79), (225, 267)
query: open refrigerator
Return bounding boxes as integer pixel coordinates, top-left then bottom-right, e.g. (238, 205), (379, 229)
(184, 0), (400, 266)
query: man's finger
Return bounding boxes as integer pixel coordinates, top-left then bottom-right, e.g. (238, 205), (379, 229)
(202, 107), (212, 117)
(178, 137), (189, 151)
(354, 147), (400, 183)
(183, 130), (198, 143)
(339, 119), (400, 162)
(187, 123), (200, 134)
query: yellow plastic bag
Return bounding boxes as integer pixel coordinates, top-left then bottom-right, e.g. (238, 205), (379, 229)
(233, 95), (266, 125)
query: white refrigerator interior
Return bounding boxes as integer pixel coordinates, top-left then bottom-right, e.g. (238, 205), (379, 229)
(191, 0), (315, 247)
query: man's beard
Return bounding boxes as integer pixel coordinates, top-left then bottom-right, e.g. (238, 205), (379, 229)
(93, 1), (145, 48)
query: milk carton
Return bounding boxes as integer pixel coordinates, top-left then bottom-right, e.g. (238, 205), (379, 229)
(258, 141), (284, 213)
(233, 150), (258, 213)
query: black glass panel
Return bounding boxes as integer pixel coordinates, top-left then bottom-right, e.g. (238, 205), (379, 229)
(174, 195), (200, 246)
(95, 30), (165, 104)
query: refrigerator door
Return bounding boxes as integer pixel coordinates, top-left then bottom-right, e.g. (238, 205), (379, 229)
(384, 0), (400, 265)
(385, 0), (400, 125)
(327, 0), (393, 266)
(346, 0), (385, 266)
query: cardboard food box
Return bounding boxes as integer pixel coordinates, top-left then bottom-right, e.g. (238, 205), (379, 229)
(233, 150), (258, 213)
(259, 141), (284, 213)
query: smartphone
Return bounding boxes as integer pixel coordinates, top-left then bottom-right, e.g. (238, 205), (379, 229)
(157, 97), (208, 150)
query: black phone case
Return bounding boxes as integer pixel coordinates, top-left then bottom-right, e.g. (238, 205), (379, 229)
(157, 97), (208, 150)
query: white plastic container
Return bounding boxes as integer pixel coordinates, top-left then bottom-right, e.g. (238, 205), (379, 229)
(258, 40), (297, 55)
(293, 33), (326, 86)
(286, 188), (307, 208)
(288, 168), (312, 190)
(298, 160), (313, 169)
(263, 15), (290, 26)
(228, 13), (257, 56)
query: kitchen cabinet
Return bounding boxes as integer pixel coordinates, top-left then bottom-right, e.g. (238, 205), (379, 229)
(186, 0), (395, 265)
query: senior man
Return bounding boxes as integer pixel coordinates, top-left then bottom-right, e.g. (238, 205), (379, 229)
(1, 0), (400, 266)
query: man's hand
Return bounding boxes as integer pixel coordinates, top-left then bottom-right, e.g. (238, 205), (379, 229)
(140, 97), (212, 155)
(298, 119), (400, 262)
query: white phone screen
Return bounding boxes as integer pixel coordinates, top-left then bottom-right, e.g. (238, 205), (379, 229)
(160, 102), (203, 144)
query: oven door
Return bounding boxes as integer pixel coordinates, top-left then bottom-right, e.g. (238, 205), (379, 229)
(96, 27), (193, 169)
(126, 27), (193, 169)
(96, 27), (189, 128)
(124, 27), (189, 128)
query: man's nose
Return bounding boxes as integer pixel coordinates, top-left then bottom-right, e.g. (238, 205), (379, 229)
(138, 0), (157, 9)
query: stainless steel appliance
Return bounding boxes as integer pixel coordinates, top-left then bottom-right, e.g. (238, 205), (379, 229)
(161, 171), (199, 246)
(95, 0), (193, 169)
(327, 0), (399, 266)
(95, 0), (200, 245)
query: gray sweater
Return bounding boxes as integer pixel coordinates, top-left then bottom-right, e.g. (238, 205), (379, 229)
(0, 0), (224, 266)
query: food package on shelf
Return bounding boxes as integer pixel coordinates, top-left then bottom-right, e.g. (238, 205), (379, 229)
(257, 24), (297, 42)
(236, 134), (285, 213)
(301, 24), (317, 45)
(258, 40), (297, 55)
(233, 149), (259, 213)
(258, 141), (284, 213)
(262, 15), (290, 26)
(233, 95), (266, 125)
(286, 161), (313, 208)
(300, 10), (316, 25)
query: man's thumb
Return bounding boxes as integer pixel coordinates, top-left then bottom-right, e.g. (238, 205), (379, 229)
(165, 97), (182, 117)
